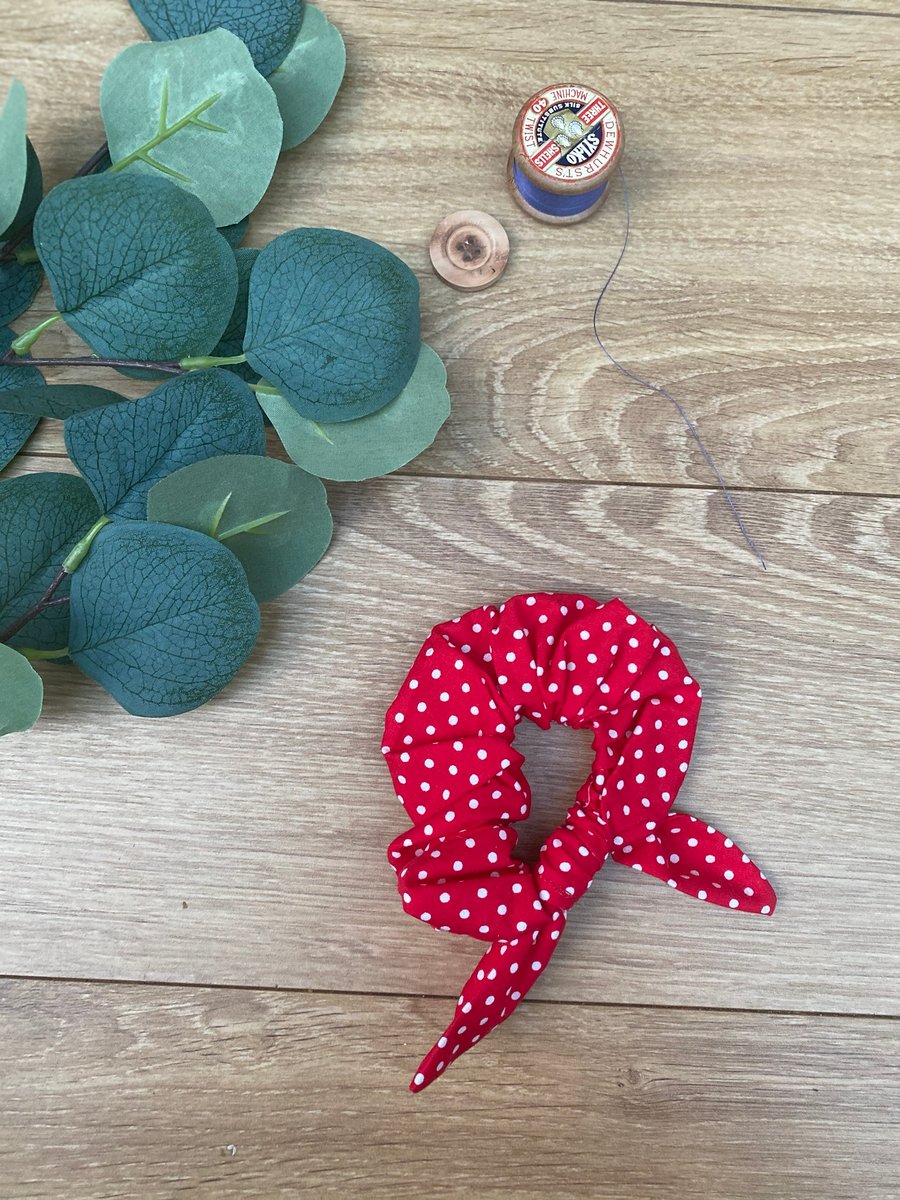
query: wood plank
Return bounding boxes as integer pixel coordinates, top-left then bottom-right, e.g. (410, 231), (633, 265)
(0, 978), (896, 1199)
(2, 457), (898, 1016)
(7, 1), (899, 494)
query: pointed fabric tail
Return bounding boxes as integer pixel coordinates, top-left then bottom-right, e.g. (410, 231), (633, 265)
(610, 810), (776, 914)
(410, 915), (566, 1093)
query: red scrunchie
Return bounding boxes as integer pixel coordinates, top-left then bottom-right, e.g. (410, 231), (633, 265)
(383, 593), (776, 1092)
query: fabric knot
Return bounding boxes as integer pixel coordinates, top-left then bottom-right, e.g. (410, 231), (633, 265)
(536, 802), (612, 911)
(383, 592), (777, 1093)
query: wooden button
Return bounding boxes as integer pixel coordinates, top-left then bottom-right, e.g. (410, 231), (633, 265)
(429, 210), (509, 291)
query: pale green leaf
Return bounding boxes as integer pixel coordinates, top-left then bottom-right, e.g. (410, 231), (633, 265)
(0, 81), (28, 236)
(269, 5), (345, 150)
(259, 343), (450, 480)
(0, 643), (42, 736)
(147, 453), (332, 601)
(101, 28), (283, 225)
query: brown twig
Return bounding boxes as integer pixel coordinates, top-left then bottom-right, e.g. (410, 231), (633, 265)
(0, 350), (185, 375)
(0, 567), (68, 644)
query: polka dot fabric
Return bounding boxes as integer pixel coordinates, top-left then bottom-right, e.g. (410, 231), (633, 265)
(383, 593), (776, 1092)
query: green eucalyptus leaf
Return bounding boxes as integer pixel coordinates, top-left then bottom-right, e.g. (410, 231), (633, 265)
(0, 411), (37, 470)
(64, 369), (265, 520)
(0, 473), (101, 653)
(260, 342), (450, 481)
(219, 216), (249, 248)
(0, 255), (42, 326)
(0, 643), (42, 736)
(244, 228), (420, 422)
(213, 247), (259, 382)
(0, 383), (125, 420)
(0, 81), (28, 237)
(128, 0), (303, 78)
(0, 325), (43, 468)
(69, 520), (260, 717)
(269, 5), (345, 150)
(1, 140), (43, 242)
(101, 29), (283, 226)
(147, 453), (332, 602)
(34, 173), (237, 360)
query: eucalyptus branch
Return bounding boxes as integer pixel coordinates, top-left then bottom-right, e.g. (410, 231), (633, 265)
(0, 349), (186, 375)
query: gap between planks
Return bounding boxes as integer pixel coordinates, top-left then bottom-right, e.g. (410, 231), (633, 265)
(1, 972), (897, 1026)
(19, 446), (900, 504)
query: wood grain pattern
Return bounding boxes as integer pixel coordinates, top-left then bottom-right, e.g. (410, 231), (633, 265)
(3, 457), (898, 1017)
(2, 1), (898, 1193)
(0, 978), (897, 1200)
(6, 0), (899, 495)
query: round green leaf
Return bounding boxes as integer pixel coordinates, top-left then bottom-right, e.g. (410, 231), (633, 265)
(128, 0), (304, 78)
(261, 342), (450, 480)
(69, 520), (260, 717)
(0, 473), (101, 653)
(244, 228), (420, 422)
(64, 369), (265, 520)
(213, 248), (260, 382)
(0, 383), (125, 420)
(269, 5), (345, 150)
(0, 643), (42, 736)
(0, 325), (42, 469)
(101, 29), (283, 226)
(0, 81), (28, 237)
(34, 173), (237, 360)
(147, 453), (332, 602)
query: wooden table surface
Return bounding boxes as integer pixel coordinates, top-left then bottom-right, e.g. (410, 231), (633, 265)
(2, 0), (898, 1196)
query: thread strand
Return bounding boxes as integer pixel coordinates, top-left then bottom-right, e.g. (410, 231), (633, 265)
(591, 167), (766, 570)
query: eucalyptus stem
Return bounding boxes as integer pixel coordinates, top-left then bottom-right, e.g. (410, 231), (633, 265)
(0, 567), (68, 644)
(10, 313), (62, 355)
(0, 515), (110, 645)
(18, 646), (70, 661)
(0, 349), (186, 375)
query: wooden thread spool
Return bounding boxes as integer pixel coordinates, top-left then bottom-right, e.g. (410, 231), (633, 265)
(509, 83), (624, 225)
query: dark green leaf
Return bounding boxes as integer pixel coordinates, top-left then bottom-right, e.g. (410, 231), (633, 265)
(64, 369), (265, 520)
(244, 228), (420, 422)
(0, 473), (101, 652)
(0, 81), (28, 236)
(0, 140), (43, 242)
(34, 173), (237, 360)
(261, 342), (450, 480)
(0, 256), (42, 326)
(213, 248), (259, 382)
(147, 453), (332, 601)
(69, 520), (260, 717)
(128, 0), (303, 78)
(269, 4), (345, 150)
(0, 643), (42, 735)
(0, 325), (43, 469)
(101, 29), (283, 226)
(0, 383), (125, 420)
(219, 216), (249, 248)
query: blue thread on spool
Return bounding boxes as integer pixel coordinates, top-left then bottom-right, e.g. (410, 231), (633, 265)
(510, 83), (623, 225)
(511, 162), (608, 218)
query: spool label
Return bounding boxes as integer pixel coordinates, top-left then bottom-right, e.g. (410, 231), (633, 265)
(519, 85), (620, 183)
